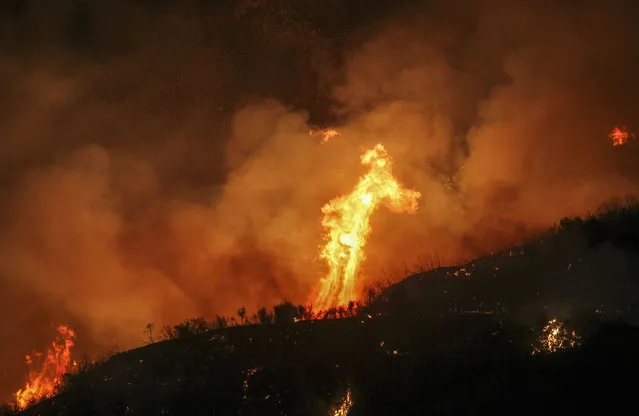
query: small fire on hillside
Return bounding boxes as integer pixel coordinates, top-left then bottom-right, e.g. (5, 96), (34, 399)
(314, 143), (421, 310)
(531, 318), (580, 355)
(14, 325), (77, 410)
(608, 126), (635, 146)
(332, 387), (353, 416)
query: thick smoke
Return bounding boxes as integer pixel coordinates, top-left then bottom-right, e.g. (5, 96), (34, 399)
(1, 0), (639, 399)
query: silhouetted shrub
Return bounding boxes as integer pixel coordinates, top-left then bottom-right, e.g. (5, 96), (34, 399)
(0, 403), (18, 415)
(61, 354), (98, 392)
(215, 315), (229, 329)
(273, 301), (299, 324)
(347, 301), (357, 317)
(162, 317), (209, 339)
(144, 323), (156, 344)
(363, 279), (393, 306)
(257, 307), (273, 324)
(297, 304), (314, 320)
(237, 307), (247, 324)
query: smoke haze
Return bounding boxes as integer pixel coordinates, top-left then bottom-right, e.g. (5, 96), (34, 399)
(2, 0), (639, 398)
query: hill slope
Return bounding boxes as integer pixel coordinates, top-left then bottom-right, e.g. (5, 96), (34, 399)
(9, 203), (639, 415)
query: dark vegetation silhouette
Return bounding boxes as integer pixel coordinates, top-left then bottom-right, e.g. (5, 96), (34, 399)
(7, 198), (639, 415)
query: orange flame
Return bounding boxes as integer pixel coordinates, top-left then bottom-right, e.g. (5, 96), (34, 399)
(608, 126), (635, 146)
(309, 127), (340, 144)
(332, 387), (353, 416)
(314, 144), (421, 310)
(14, 325), (77, 409)
(531, 318), (580, 355)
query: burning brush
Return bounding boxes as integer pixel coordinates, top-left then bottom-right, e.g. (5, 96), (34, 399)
(313, 143), (421, 310)
(13, 325), (77, 410)
(608, 126), (635, 147)
(531, 318), (581, 356)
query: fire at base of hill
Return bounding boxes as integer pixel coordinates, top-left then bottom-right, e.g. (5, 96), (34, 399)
(13, 325), (77, 410)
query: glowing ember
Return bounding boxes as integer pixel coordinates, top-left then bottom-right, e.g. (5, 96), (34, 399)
(332, 388), (353, 416)
(314, 144), (421, 310)
(531, 318), (580, 355)
(310, 127), (340, 144)
(241, 367), (260, 400)
(608, 126), (635, 146)
(14, 325), (77, 409)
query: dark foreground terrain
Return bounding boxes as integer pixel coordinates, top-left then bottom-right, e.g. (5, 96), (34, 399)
(10, 202), (639, 415)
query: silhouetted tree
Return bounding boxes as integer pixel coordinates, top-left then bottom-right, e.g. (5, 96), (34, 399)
(274, 301), (299, 324)
(216, 315), (229, 329)
(257, 307), (273, 324)
(297, 304), (314, 320)
(365, 287), (378, 306)
(325, 307), (338, 319)
(145, 323), (155, 344)
(237, 307), (247, 324)
(0, 403), (18, 415)
(347, 301), (356, 317)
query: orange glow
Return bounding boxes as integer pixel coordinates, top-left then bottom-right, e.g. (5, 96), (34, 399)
(332, 387), (353, 416)
(309, 127), (340, 144)
(608, 126), (635, 146)
(531, 318), (580, 355)
(314, 144), (421, 310)
(14, 325), (77, 410)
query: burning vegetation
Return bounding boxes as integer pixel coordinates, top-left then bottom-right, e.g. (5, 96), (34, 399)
(13, 326), (76, 410)
(5, 0), (639, 413)
(608, 126), (635, 146)
(314, 144), (421, 310)
(9, 201), (639, 414)
(332, 388), (353, 416)
(531, 318), (581, 356)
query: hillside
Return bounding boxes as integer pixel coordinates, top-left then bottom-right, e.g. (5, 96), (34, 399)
(381, 200), (639, 323)
(7, 201), (639, 415)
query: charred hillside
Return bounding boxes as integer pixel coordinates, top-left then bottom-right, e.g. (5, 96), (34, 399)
(8, 202), (639, 416)
(380, 200), (639, 324)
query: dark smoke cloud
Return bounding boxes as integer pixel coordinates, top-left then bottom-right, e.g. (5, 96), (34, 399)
(2, 0), (639, 399)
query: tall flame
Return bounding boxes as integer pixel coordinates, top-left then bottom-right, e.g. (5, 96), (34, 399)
(14, 325), (77, 409)
(314, 144), (421, 310)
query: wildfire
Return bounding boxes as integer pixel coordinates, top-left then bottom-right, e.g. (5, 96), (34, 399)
(14, 325), (77, 409)
(531, 318), (580, 355)
(332, 388), (353, 416)
(608, 126), (635, 146)
(310, 127), (340, 144)
(314, 144), (421, 310)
